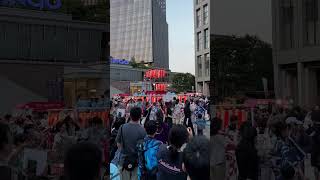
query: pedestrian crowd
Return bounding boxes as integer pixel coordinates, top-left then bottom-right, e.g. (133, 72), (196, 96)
(0, 110), (109, 180)
(109, 95), (211, 180)
(211, 105), (320, 180)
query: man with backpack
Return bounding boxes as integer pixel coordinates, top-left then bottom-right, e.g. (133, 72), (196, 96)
(116, 107), (146, 180)
(137, 120), (162, 180)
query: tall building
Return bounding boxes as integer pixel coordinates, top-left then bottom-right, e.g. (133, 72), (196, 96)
(194, 0), (211, 96)
(110, 0), (169, 69)
(273, 0), (320, 107)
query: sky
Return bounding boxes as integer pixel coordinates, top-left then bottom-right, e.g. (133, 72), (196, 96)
(167, 0), (195, 75)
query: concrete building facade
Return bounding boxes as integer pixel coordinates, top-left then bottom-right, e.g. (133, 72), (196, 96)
(0, 7), (108, 113)
(110, 0), (169, 69)
(194, 0), (210, 96)
(273, 0), (320, 107)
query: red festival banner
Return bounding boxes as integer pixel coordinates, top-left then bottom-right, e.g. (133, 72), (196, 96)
(48, 110), (109, 128)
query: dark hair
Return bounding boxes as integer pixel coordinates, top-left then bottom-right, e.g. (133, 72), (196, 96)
(55, 121), (65, 133)
(130, 106), (142, 122)
(183, 136), (210, 180)
(168, 125), (189, 159)
(4, 114), (11, 121)
(144, 120), (158, 135)
(273, 121), (288, 138)
(92, 117), (103, 125)
(0, 122), (9, 150)
(238, 122), (257, 147)
(211, 117), (222, 136)
(64, 143), (102, 180)
(156, 110), (164, 122)
(113, 117), (126, 130)
(230, 115), (238, 123)
(281, 164), (295, 180)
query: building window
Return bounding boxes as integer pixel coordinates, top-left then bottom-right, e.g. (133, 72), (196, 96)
(196, 9), (201, 28)
(205, 53), (210, 76)
(304, 0), (318, 45)
(196, 0), (199, 5)
(197, 56), (202, 77)
(204, 29), (209, 49)
(197, 32), (202, 51)
(280, 0), (294, 49)
(203, 4), (209, 25)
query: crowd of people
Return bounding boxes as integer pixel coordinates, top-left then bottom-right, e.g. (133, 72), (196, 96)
(5, 93), (320, 180)
(109, 95), (211, 180)
(0, 110), (108, 180)
(211, 105), (320, 180)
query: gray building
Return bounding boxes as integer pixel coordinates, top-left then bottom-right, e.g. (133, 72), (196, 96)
(0, 7), (108, 113)
(110, 0), (169, 69)
(273, 0), (320, 107)
(194, 0), (210, 96)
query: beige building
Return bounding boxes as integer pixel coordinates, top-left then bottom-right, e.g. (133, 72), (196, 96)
(194, 0), (211, 96)
(273, 0), (320, 107)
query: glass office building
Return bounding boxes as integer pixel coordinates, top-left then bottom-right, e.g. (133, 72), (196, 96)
(110, 0), (169, 69)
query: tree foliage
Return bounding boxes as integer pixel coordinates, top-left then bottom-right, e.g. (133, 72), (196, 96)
(211, 35), (273, 100)
(171, 73), (195, 93)
(129, 57), (150, 69)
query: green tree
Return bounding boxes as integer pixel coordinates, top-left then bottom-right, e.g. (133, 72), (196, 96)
(129, 57), (150, 69)
(171, 73), (195, 93)
(212, 35), (273, 100)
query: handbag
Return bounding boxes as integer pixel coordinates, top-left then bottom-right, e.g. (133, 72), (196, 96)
(120, 126), (137, 171)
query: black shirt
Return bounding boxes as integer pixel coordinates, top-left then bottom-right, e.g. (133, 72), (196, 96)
(156, 144), (187, 180)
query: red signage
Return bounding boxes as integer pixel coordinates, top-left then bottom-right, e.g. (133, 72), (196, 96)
(17, 102), (64, 111)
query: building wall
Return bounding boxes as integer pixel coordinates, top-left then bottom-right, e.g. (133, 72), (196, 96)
(110, 64), (145, 82)
(110, 0), (168, 69)
(110, 0), (153, 63)
(0, 7), (109, 111)
(152, 0), (169, 69)
(0, 7), (108, 63)
(0, 75), (46, 115)
(273, 0), (320, 107)
(194, 0), (210, 96)
(0, 62), (64, 112)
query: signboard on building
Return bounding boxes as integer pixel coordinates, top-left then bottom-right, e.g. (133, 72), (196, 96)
(0, 0), (62, 10)
(110, 57), (130, 65)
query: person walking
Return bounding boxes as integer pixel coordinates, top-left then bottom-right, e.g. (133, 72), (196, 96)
(156, 125), (190, 180)
(116, 107), (147, 180)
(236, 122), (259, 180)
(183, 101), (195, 136)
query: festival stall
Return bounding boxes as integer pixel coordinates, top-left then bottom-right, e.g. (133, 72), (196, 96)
(214, 105), (250, 129)
(47, 108), (109, 128)
(214, 98), (280, 129)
